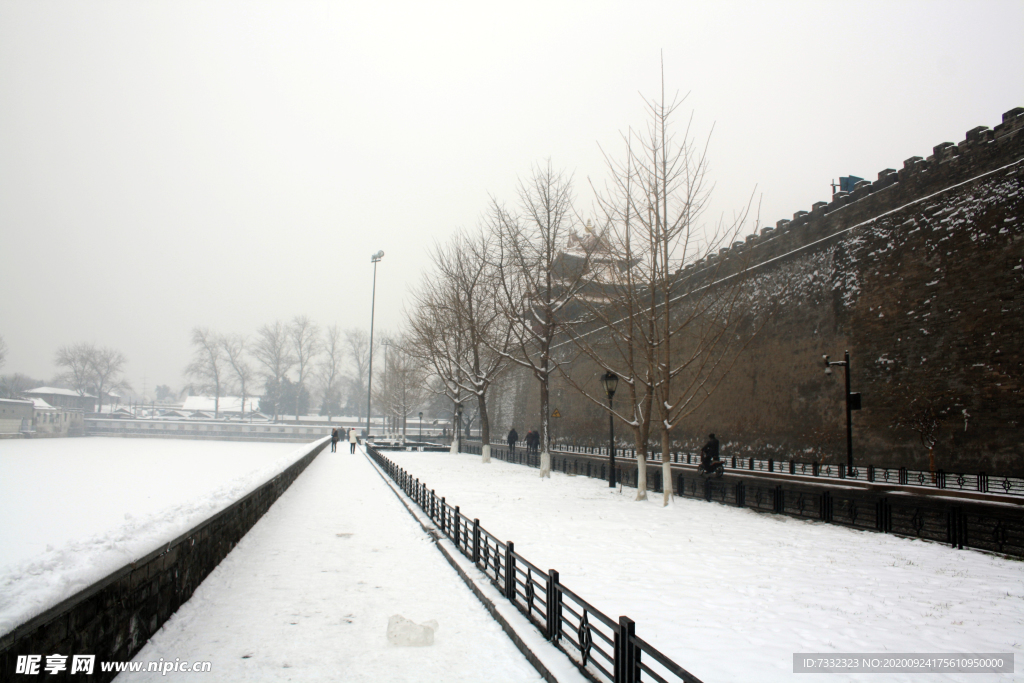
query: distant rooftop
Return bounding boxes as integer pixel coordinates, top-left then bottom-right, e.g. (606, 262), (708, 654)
(24, 386), (96, 398)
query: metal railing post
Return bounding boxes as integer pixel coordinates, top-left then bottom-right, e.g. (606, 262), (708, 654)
(506, 541), (516, 603)
(454, 506), (460, 548)
(616, 616), (637, 683)
(547, 569), (560, 642)
(472, 519), (480, 563)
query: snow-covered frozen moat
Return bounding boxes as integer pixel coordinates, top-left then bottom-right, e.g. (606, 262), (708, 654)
(0, 437), (319, 635)
(387, 451), (1024, 683)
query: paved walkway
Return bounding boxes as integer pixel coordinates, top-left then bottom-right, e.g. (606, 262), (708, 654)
(118, 446), (543, 682)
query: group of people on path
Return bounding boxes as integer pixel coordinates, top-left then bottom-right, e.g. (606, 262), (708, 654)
(330, 427), (358, 453)
(507, 428), (540, 456)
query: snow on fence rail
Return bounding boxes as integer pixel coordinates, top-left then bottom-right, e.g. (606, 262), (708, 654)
(367, 445), (704, 683)
(470, 439), (1024, 498)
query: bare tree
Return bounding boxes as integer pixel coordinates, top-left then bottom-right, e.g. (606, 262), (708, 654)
(251, 321), (295, 420)
(408, 228), (511, 461)
(0, 373), (32, 399)
(407, 288), (468, 453)
(343, 328), (371, 420)
(90, 346), (130, 413)
(375, 335), (429, 439)
(55, 343), (129, 412)
(55, 343), (95, 399)
(564, 70), (760, 503)
(317, 325), (343, 421)
(185, 328), (225, 418)
(489, 162), (592, 477)
(289, 315), (321, 420)
(222, 334), (255, 418)
(888, 386), (962, 478)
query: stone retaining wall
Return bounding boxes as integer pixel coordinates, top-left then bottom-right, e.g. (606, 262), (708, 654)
(0, 438), (329, 682)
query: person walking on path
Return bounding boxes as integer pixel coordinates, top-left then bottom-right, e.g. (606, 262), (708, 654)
(349, 427), (358, 454)
(507, 428), (519, 457)
(526, 429), (538, 456)
(330, 428), (339, 452)
(700, 433), (720, 468)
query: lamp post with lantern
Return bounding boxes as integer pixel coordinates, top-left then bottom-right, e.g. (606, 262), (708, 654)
(601, 371), (618, 487)
(823, 350), (861, 474)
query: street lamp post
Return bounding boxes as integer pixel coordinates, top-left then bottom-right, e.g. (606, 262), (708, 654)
(365, 250), (384, 439)
(824, 350), (861, 474)
(419, 411), (423, 441)
(601, 371), (618, 487)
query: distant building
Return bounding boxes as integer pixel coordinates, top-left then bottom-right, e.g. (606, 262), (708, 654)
(23, 386), (97, 412)
(0, 398), (33, 436)
(26, 398), (84, 437)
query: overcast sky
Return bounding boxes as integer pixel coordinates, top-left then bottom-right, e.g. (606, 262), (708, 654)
(1, 0), (1021, 398)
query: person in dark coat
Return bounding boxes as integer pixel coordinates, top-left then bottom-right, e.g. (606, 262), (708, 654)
(700, 433), (720, 467)
(526, 429), (538, 455)
(507, 428), (519, 456)
(330, 427), (339, 452)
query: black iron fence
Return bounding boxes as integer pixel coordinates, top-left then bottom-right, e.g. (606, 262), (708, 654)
(457, 442), (1024, 558)
(475, 440), (1024, 498)
(367, 445), (704, 683)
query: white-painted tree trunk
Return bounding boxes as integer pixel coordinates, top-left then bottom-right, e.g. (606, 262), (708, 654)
(662, 459), (673, 506)
(635, 454), (648, 501)
(449, 439), (458, 454)
(481, 444), (491, 463)
(540, 449), (551, 478)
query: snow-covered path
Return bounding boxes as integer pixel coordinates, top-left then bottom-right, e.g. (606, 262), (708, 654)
(118, 446), (544, 682)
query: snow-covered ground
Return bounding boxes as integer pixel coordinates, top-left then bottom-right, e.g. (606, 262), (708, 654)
(0, 437), (322, 636)
(387, 451), (1024, 683)
(4, 439), (1019, 681)
(118, 445), (544, 682)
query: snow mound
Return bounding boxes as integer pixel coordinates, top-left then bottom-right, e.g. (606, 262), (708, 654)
(387, 614), (437, 646)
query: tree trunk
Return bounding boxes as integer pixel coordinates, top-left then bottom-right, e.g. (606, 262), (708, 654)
(539, 372), (551, 478)
(661, 429), (673, 506)
(478, 393), (491, 464)
(449, 406), (458, 454)
(634, 433), (648, 501)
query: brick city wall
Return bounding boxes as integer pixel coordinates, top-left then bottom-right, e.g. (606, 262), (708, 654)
(677, 108), (1023, 475)
(0, 438), (328, 682)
